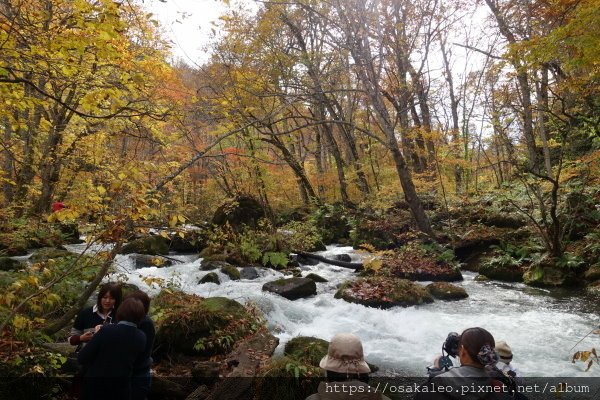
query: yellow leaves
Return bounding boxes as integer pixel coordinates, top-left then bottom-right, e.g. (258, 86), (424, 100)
(97, 186), (106, 195)
(12, 316), (31, 331)
(363, 257), (383, 272)
(169, 214), (186, 228)
(572, 349), (598, 372)
(140, 275), (165, 287)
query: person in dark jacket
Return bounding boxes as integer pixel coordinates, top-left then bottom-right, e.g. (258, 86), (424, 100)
(415, 327), (512, 400)
(126, 290), (156, 400)
(77, 297), (147, 400)
(69, 282), (122, 346)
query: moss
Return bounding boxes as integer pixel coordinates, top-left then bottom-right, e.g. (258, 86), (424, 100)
(284, 337), (328, 366)
(199, 272), (220, 285)
(426, 282), (468, 300)
(220, 264), (241, 280)
(121, 235), (169, 255)
(304, 273), (328, 283)
(523, 259), (578, 287)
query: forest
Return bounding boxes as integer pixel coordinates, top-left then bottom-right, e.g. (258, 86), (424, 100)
(0, 0), (599, 398)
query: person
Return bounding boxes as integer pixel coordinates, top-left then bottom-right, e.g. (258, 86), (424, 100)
(495, 341), (521, 378)
(52, 201), (66, 212)
(69, 282), (122, 347)
(416, 327), (513, 400)
(306, 333), (391, 400)
(126, 290), (156, 400)
(77, 297), (147, 400)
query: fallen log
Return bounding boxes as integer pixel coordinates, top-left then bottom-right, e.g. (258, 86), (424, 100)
(294, 251), (363, 270)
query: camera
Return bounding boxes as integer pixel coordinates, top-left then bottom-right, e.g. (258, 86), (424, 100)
(426, 332), (460, 376)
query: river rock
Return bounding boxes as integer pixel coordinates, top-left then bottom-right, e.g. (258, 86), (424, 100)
(132, 254), (173, 269)
(294, 253), (320, 266)
(120, 235), (169, 255)
(212, 196), (265, 230)
(221, 264), (240, 280)
(523, 259), (578, 287)
(240, 267), (259, 280)
(335, 277), (433, 309)
(474, 274), (490, 282)
(154, 292), (262, 356)
(478, 259), (525, 282)
(30, 247), (71, 263)
(584, 265), (600, 282)
(426, 282), (468, 300)
(586, 281), (600, 295)
(199, 272), (220, 285)
(262, 277), (316, 300)
(201, 260), (231, 271)
(305, 273), (328, 283)
(335, 254), (352, 262)
(58, 223), (83, 244)
(0, 257), (25, 271)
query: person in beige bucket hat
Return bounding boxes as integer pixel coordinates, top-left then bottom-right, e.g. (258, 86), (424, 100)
(495, 340), (521, 378)
(306, 333), (390, 400)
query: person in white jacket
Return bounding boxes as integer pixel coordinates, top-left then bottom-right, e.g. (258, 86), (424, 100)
(495, 341), (521, 378)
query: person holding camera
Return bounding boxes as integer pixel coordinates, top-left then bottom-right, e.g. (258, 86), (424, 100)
(416, 327), (516, 400)
(68, 282), (122, 346)
(77, 297), (147, 400)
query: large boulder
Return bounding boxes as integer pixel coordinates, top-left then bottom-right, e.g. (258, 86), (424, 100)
(240, 267), (259, 280)
(132, 254), (173, 269)
(305, 273), (328, 283)
(120, 235), (169, 255)
(584, 265), (600, 283)
(199, 272), (220, 285)
(0, 257), (25, 272)
(523, 259), (578, 287)
(478, 258), (525, 282)
(154, 292), (262, 357)
(426, 282), (468, 300)
(294, 254), (320, 266)
(213, 196), (265, 230)
(335, 277), (433, 309)
(262, 278), (316, 300)
(30, 247), (71, 263)
(220, 264), (240, 280)
(200, 260), (232, 271)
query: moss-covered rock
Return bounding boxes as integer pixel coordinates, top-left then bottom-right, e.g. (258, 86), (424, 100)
(426, 282), (468, 300)
(586, 281), (600, 295)
(584, 265), (600, 282)
(474, 274), (490, 282)
(478, 258), (525, 282)
(120, 235), (169, 255)
(154, 292), (262, 357)
(200, 260), (231, 271)
(284, 336), (329, 366)
(132, 254), (173, 269)
(523, 259), (578, 287)
(221, 264), (240, 280)
(213, 196), (265, 230)
(335, 277), (433, 309)
(385, 246), (463, 282)
(199, 272), (220, 285)
(262, 277), (317, 300)
(304, 273), (328, 283)
(0, 257), (25, 271)
(30, 247), (71, 263)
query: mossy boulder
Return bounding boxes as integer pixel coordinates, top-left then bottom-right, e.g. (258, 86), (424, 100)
(523, 259), (578, 287)
(474, 274), (490, 282)
(426, 282), (468, 300)
(262, 277), (317, 300)
(168, 230), (206, 253)
(584, 265), (600, 283)
(284, 336), (329, 366)
(0, 257), (25, 271)
(305, 273), (328, 283)
(213, 196), (265, 230)
(221, 264), (240, 280)
(199, 272), (220, 285)
(478, 259), (525, 282)
(132, 254), (173, 269)
(30, 247), (71, 263)
(200, 260), (232, 271)
(335, 254), (352, 262)
(385, 246), (463, 282)
(586, 281), (600, 295)
(154, 292), (262, 356)
(335, 277), (433, 309)
(120, 235), (169, 255)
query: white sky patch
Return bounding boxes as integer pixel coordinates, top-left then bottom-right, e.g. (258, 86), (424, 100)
(142, 0), (228, 66)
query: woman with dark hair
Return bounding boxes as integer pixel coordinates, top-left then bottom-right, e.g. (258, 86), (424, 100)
(416, 327), (513, 400)
(126, 290), (155, 400)
(69, 282), (122, 346)
(77, 297), (147, 400)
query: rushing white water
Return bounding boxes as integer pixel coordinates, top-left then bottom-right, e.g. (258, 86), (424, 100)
(80, 245), (599, 378)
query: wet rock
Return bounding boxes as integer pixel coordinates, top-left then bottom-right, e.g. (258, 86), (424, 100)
(30, 247), (71, 263)
(474, 274), (490, 282)
(191, 361), (220, 381)
(262, 277), (317, 300)
(220, 264), (240, 280)
(120, 235), (169, 255)
(0, 257), (25, 271)
(335, 277), (433, 309)
(186, 385), (210, 400)
(240, 267), (259, 280)
(200, 260), (232, 271)
(478, 259), (525, 282)
(426, 282), (468, 300)
(58, 223), (83, 244)
(281, 267), (302, 277)
(213, 196), (265, 230)
(586, 281), (600, 295)
(584, 265), (600, 282)
(305, 273), (328, 283)
(132, 254), (173, 269)
(523, 259), (578, 287)
(284, 336), (328, 366)
(335, 254), (351, 262)
(199, 272), (220, 285)
(295, 253), (320, 266)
